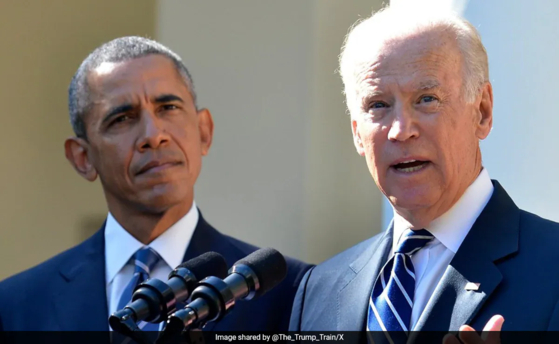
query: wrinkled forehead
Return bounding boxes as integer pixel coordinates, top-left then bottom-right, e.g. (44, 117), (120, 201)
(351, 29), (463, 91)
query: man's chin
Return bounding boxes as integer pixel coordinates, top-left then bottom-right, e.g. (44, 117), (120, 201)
(136, 189), (191, 214)
(387, 189), (437, 211)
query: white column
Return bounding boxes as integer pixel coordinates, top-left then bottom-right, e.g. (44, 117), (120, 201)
(463, 0), (559, 221)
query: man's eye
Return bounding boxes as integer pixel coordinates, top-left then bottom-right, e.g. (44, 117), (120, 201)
(369, 102), (388, 110)
(113, 115), (130, 124)
(162, 104), (178, 111)
(419, 95), (438, 103)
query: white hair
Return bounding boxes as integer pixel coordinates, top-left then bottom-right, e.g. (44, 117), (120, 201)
(339, 5), (489, 117)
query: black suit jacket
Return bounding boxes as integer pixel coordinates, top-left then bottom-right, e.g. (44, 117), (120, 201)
(0, 210), (312, 331)
(290, 181), (559, 341)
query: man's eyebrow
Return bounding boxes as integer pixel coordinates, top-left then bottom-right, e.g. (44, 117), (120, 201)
(418, 80), (441, 90)
(154, 94), (184, 103)
(102, 103), (134, 124)
(359, 84), (384, 99)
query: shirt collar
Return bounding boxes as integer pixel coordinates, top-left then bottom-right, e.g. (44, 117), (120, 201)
(393, 168), (494, 254)
(104, 201), (199, 285)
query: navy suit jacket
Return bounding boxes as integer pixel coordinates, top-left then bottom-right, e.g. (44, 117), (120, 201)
(0, 210), (312, 331)
(290, 181), (559, 341)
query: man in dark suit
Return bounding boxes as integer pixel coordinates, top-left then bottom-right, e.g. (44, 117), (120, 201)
(0, 36), (311, 332)
(289, 6), (559, 344)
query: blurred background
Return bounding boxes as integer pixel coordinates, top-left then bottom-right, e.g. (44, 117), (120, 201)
(1, 0), (558, 280)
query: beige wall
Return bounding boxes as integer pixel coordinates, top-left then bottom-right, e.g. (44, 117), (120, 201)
(157, 1), (314, 262)
(304, 0), (385, 263)
(0, 0), (156, 279)
(157, 0), (384, 264)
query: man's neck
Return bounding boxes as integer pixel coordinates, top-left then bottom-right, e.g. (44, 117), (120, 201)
(394, 197), (461, 230)
(393, 165), (484, 230)
(107, 200), (193, 245)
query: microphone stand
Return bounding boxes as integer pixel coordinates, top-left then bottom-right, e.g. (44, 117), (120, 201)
(111, 310), (205, 344)
(156, 324), (205, 344)
(110, 310), (154, 344)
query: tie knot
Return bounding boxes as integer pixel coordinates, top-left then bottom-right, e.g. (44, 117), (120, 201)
(395, 228), (434, 255)
(133, 247), (161, 275)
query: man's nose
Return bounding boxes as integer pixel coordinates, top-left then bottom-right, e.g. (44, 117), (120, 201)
(136, 111), (170, 151)
(387, 104), (419, 142)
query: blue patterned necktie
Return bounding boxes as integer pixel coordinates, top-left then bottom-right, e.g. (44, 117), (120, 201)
(367, 229), (434, 344)
(117, 247), (162, 332)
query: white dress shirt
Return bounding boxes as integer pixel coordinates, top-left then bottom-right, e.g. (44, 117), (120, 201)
(391, 169), (494, 330)
(105, 201), (199, 329)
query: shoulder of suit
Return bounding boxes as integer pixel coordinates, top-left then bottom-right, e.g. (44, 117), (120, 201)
(297, 232), (384, 291)
(518, 209), (559, 244)
(313, 233), (383, 271)
(222, 234), (313, 281)
(221, 233), (260, 255)
(520, 208), (559, 228)
(289, 235), (384, 306)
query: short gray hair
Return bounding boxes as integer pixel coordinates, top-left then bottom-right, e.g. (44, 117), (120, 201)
(339, 6), (489, 117)
(68, 36), (197, 139)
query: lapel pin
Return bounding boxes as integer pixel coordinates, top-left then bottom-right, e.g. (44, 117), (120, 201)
(465, 282), (480, 291)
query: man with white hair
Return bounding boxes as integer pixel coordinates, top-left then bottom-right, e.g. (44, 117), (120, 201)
(289, 5), (559, 343)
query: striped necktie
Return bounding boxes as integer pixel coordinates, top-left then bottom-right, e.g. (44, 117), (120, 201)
(367, 229), (434, 344)
(117, 247), (162, 332)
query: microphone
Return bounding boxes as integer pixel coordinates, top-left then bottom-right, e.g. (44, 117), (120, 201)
(109, 251), (228, 333)
(165, 247), (287, 332)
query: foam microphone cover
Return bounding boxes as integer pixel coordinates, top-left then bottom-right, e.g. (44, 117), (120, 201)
(235, 247), (287, 298)
(176, 251), (228, 280)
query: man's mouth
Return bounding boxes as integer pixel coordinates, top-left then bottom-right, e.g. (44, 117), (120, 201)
(391, 160), (430, 173)
(137, 161), (182, 175)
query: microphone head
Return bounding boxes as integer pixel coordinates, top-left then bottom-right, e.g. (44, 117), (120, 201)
(233, 247), (287, 298)
(176, 251), (228, 280)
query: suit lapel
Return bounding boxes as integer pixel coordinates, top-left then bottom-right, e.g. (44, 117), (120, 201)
(410, 252), (502, 339)
(412, 181), (520, 337)
(337, 223), (393, 331)
(53, 225), (109, 331)
(182, 209), (231, 264)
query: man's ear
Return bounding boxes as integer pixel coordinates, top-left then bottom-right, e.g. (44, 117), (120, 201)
(197, 108), (214, 156)
(475, 82), (493, 140)
(352, 118), (366, 156)
(64, 137), (98, 181)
